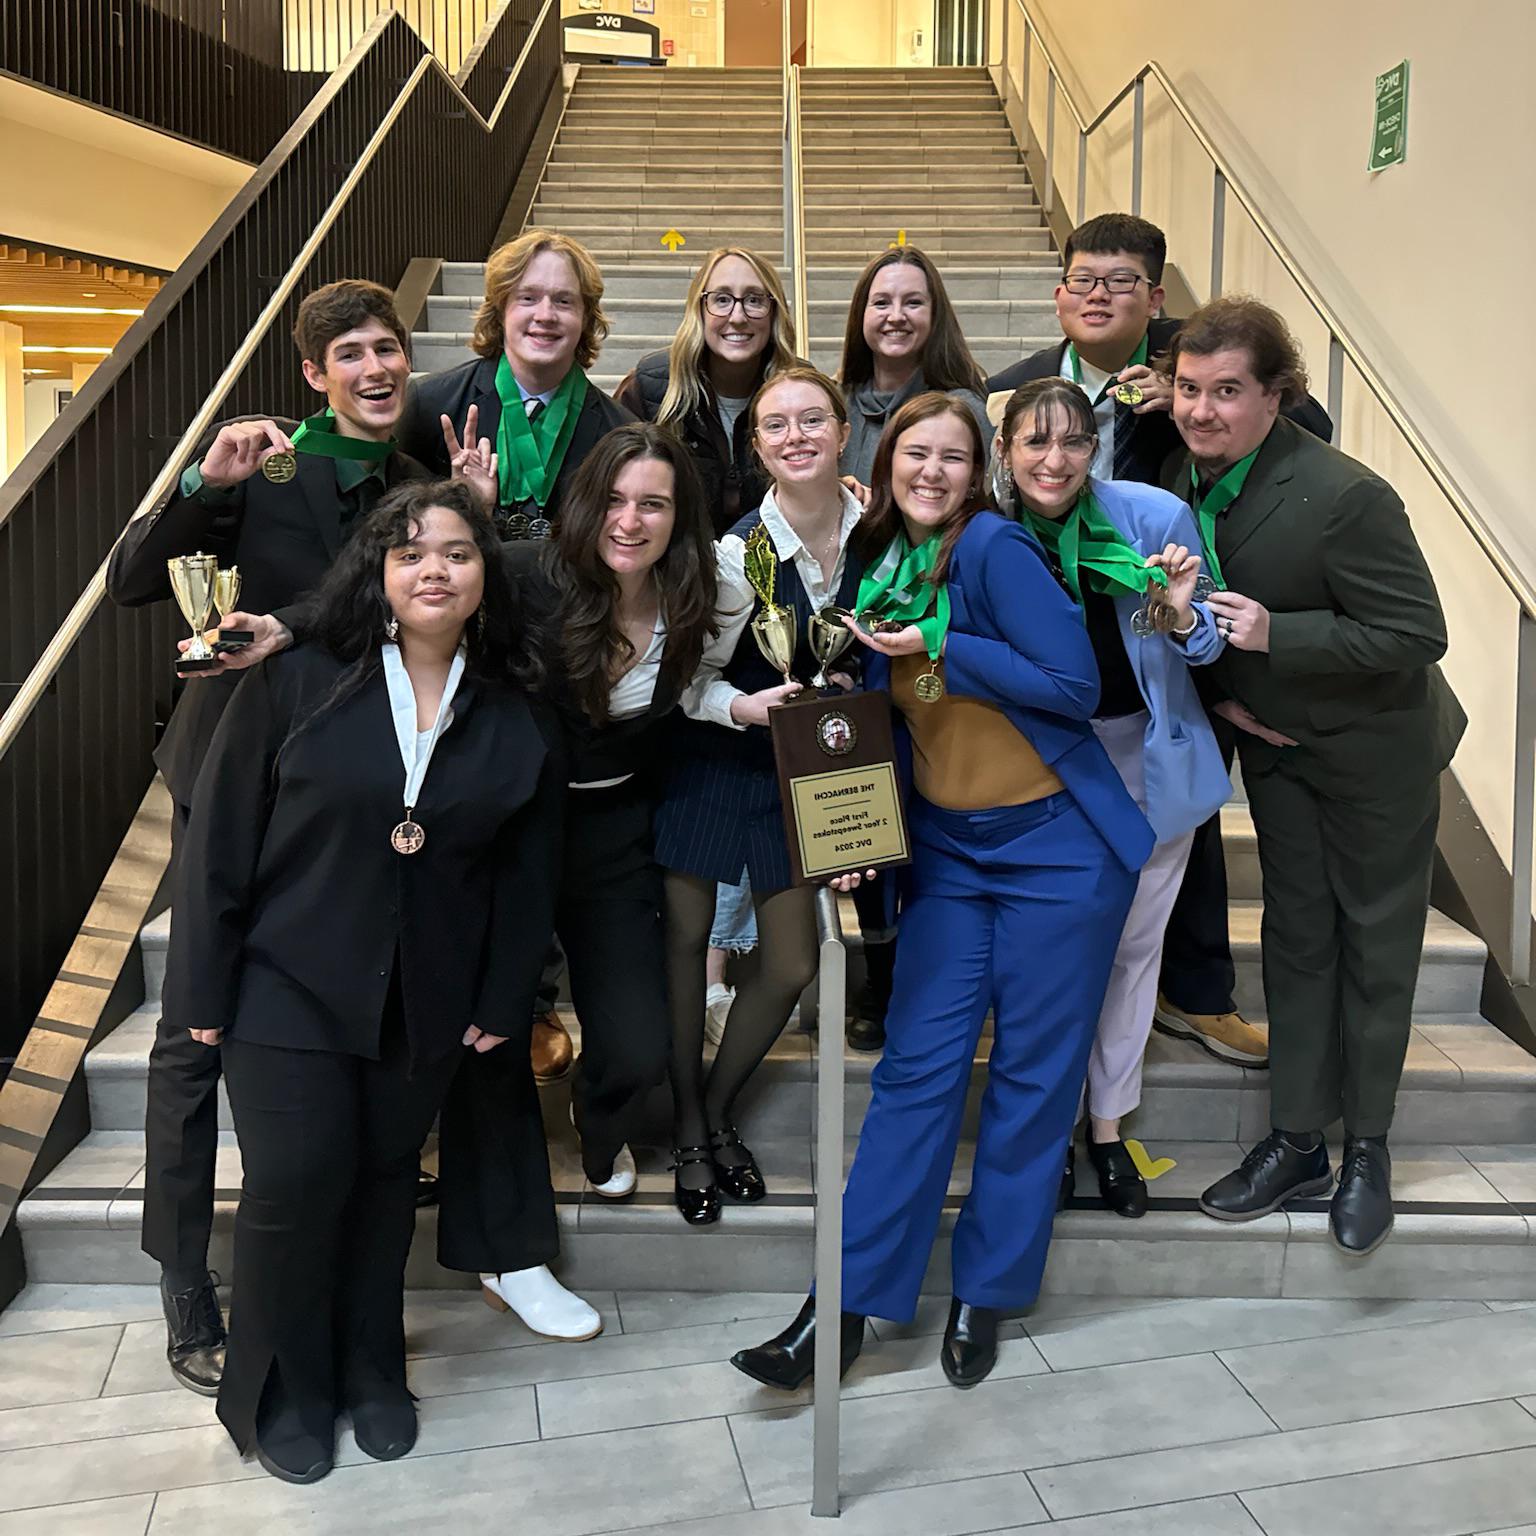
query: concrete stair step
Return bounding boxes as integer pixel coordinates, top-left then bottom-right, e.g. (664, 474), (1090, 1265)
(548, 147), (782, 165)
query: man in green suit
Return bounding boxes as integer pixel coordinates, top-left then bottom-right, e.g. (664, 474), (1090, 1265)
(1169, 297), (1465, 1255)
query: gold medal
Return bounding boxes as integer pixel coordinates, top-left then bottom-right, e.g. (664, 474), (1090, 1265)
(1112, 382), (1144, 407)
(261, 451), (297, 483)
(391, 819), (425, 855)
(913, 668), (944, 704)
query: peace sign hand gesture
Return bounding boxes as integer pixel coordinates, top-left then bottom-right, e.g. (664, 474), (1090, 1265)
(442, 407), (498, 513)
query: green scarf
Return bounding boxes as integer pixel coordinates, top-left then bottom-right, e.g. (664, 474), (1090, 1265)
(1022, 488), (1168, 607)
(290, 407), (393, 464)
(494, 357), (589, 509)
(1066, 334), (1148, 406)
(1188, 447), (1260, 590)
(855, 531), (951, 663)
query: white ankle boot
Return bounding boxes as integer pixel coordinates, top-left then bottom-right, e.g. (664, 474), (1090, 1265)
(479, 1266), (603, 1341)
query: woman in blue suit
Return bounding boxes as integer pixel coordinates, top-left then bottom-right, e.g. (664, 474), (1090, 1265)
(731, 391), (1153, 1395)
(996, 378), (1228, 1218)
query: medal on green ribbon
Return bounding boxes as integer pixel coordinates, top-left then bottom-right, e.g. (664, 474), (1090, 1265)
(856, 532), (951, 702)
(1067, 334), (1149, 407)
(261, 407), (392, 483)
(1024, 490), (1173, 635)
(494, 358), (588, 535)
(1188, 446), (1260, 592)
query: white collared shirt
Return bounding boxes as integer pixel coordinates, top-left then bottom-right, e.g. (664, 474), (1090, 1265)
(1059, 349), (1117, 480)
(682, 484), (865, 730)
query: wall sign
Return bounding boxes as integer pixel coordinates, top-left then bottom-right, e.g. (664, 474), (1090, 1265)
(1370, 60), (1410, 171)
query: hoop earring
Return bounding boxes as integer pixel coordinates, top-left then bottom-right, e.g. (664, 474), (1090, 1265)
(385, 615), (400, 642)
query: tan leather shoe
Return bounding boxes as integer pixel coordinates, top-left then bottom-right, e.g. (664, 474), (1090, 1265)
(531, 1010), (574, 1082)
(1153, 994), (1270, 1068)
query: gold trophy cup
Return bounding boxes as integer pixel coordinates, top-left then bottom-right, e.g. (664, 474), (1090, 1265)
(168, 553), (220, 672)
(743, 525), (800, 687)
(212, 565), (255, 652)
(807, 605), (857, 690)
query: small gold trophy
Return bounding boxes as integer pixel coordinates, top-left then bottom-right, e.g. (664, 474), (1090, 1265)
(168, 553), (220, 672)
(743, 525), (799, 685)
(211, 565), (255, 652)
(807, 605), (857, 690)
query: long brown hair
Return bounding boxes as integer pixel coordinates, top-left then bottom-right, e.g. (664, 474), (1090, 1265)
(552, 424), (718, 724)
(837, 248), (985, 396)
(852, 392), (988, 585)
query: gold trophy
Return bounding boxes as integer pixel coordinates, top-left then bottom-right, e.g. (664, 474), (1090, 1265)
(807, 605), (857, 690)
(743, 525), (799, 686)
(212, 565), (255, 652)
(167, 552), (220, 672)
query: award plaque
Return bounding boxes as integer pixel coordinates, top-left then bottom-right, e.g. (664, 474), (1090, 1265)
(212, 565), (255, 652)
(168, 553), (220, 672)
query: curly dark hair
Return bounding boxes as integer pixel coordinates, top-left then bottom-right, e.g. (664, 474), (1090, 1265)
(551, 423), (718, 725)
(1166, 295), (1310, 406)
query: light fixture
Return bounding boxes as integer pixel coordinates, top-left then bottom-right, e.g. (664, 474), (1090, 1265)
(20, 344), (114, 354)
(0, 304), (144, 317)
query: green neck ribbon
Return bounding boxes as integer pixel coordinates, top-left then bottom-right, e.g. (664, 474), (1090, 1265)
(1023, 488), (1168, 608)
(855, 531), (951, 664)
(1066, 334), (1148, 406)
(1188, 446), (1261, 590)
(290, 407), (393, 463)
(494, 357), (589, 509)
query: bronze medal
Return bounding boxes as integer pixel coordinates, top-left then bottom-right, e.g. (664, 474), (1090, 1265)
(913, 668), (945, 704)
(391, 819), (425, 855)
(1112, 382), (1144, 407)
(261, 451), (297, 484)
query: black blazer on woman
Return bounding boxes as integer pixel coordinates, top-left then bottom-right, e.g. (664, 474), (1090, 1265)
(163, 644), (565, 1064)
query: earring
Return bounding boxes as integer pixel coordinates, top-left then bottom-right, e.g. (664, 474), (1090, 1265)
(385, 615), (399, 641)
(474, 605), (486, 641)
(990, 457), (1017, 512)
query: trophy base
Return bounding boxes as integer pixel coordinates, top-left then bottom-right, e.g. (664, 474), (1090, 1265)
(214, 628), (255, 652)
(175, 654), (221, 673)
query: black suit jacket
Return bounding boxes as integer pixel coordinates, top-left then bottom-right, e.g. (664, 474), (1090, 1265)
(398, 357), (635, 531)
(106, 418), (427, 807)
(162, 644), (565, 1063)
(987, 317), (1334, 484)
(1200, 416), (1466, 795)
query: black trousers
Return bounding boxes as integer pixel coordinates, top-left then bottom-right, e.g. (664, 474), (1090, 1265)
(1158, 712), (1238, 1015)
(216, 992), (459, 1454)
(141, 799), (221, 1273)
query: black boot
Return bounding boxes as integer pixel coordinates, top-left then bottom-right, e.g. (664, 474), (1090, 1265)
(940, 1298), (999, 1389)
(347, 1369), (418, 1462)
(254, 1397), (334, 1485)
(1087, 1139), (1148, 1219)
(159, 1270), (226, 1396)
(847, 939), (894, 1052)
(730, 1296), (865, 1391)
(1331, 1136), (1393, 1255)
(1199, 1129), (1333, 1222)
(1057, 1142), (1076, 1211)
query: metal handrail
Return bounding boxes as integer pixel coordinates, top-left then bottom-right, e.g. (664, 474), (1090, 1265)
(1000, 0), (1536, 982)
(787, 64), (810, 352)
(0, 0), (555, 766)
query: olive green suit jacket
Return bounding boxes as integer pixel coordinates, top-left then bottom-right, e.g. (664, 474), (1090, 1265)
(1199, 416), (1466, 797)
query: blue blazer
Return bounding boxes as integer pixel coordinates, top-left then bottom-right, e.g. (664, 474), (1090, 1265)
(866, 511), (1155, 875)
(1089, 477), (1233, 842)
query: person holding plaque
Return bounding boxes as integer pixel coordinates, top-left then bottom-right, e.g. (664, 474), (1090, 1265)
(996, 377), (1230, 1217)
(399, 230), (634, 1084)
(655, 365), (865, 1225)
(163, 479), (562, 1482)
(731, 392), (1152, 1393)
(106, 280), (428, 1397)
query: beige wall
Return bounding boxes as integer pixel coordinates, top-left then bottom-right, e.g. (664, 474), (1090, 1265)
(0, 78), (248, 273)
(997, 0), (1536, 877)
(560, 0), (721, 67)
(807, 0), (934, 66)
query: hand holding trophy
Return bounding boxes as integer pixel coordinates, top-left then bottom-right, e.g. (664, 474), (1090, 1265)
(212, 565), (255, 652)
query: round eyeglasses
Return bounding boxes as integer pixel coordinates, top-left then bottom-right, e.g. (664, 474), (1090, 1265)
(702, 289), (773, 319)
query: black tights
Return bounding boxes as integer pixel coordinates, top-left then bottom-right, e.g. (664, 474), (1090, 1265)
(665, 871), (817, 1189)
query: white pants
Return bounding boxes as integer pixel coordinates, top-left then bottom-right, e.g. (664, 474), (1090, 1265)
(1084, 712), (1196, 1122)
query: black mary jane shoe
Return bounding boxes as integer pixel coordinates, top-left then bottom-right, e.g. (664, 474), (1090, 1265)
(159, 1270), (227, 1397)
(1086, 1138), (1149, 1219)
(1057, 1142), (1077, 1212)
(941, 1298), (1000, 1389)
(709, 1123), (767, 1202)
(730, 1296), (865, 1391)
(670, 1144), (722, 1226)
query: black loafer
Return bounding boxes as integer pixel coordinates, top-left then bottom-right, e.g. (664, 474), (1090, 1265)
(940, 1298), (999, 1389)
(159, 1270), (227, 1396)
(710, 1123), (766, 1202)
(670, 1144), (722, 1226)
(254, 1406), (333, 1485)
(1330, 1137), (1393, 1255)
(1087, 1139), (1149, 1219)
(730, 1296), (865, 1391)
(1200, 1130), (1333, 1222)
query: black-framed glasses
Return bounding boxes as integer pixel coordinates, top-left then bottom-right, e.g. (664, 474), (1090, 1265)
(702, 288), (773, 319)
(1061, 272), (1149, 295)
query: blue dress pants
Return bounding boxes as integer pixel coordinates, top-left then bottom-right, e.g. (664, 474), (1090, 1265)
(840, 791), (1137, 1322)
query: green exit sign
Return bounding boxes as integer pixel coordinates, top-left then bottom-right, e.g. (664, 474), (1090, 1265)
(1370, 60), (1410, 171)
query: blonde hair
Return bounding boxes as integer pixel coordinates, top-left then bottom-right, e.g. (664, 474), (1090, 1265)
(470, 229), (610, 368)
(657, 248), (798, 429)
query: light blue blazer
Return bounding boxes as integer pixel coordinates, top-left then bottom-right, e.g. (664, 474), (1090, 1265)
(1086, 476), (1231, 842)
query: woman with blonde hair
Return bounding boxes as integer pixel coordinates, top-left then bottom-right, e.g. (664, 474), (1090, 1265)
(617, 246), (800, 536)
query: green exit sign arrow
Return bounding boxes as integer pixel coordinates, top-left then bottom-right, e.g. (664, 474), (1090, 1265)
(1370, 60), (1409, 171)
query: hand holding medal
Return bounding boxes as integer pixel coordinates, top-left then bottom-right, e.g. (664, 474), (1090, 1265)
(197, 419), (297, 489)
(852, 530), (951, 702)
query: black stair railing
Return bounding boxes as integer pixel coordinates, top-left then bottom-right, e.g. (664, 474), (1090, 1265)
(0, 0), (559, 1058)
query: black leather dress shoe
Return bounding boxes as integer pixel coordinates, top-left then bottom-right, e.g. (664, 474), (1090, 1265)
(710, 1123), (766, 1202)
(730, 1296), (865, 1391)
(845, 1012), (886, 1053)
(1057, 1142), (1076, 1211)
(941, 1298), (999, 1389)
(1087, 1139), (1149, 1218)
(349, 1385), (418, 1462)
(670, 1144), (722, 1226)
(159, 1271), (226, 1396)
(1199, 1130), (1333, 1221)
(1330, 1137), (1393, 1255)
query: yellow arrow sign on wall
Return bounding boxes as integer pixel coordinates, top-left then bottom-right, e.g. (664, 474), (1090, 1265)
(660, 229), (686, 252)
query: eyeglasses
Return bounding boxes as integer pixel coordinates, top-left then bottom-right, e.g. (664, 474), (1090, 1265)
(1061, 272), (1149, 295)
(702, 288), (773, 319)
(756, 410), (833, 442)
(1010, 432), (1098, 457)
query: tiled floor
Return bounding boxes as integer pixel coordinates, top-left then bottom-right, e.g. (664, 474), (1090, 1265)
(2, 1285), (1535, 1533)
